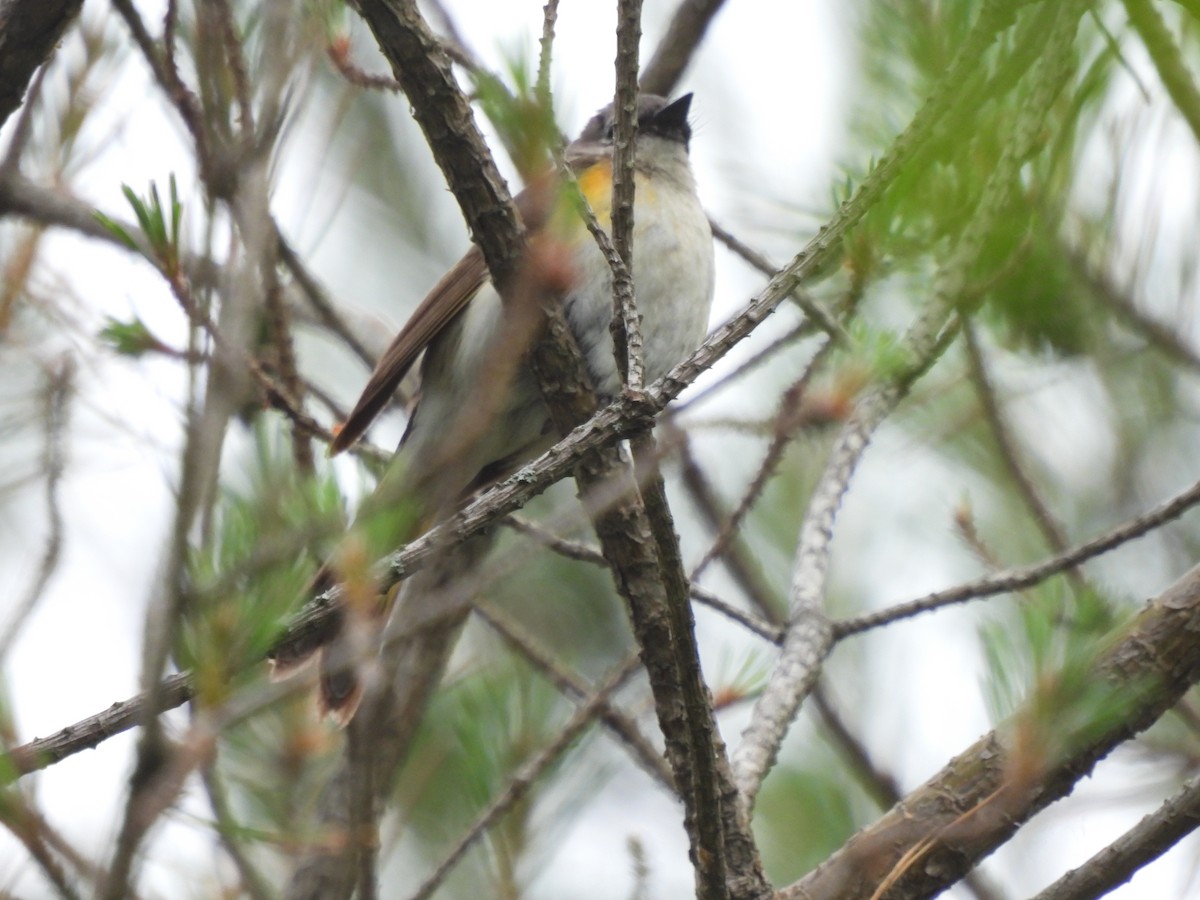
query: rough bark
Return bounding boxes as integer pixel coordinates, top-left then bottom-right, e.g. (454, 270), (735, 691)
(0, 0), (83, 129)
(781, 564), (1200, 899)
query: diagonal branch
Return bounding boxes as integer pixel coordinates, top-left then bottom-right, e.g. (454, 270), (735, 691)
(19, 454), (1198, 788)
(834, 473), (1200, 638)
(1030, 774), (1200, 900)
(474, 599), (674, 788)
(0, 0), (84, 129)
(349, 0), (523, 290)
(407, 654), (643, 900)
(780, 562), (1200, 899)
(640, 0), (728, 97)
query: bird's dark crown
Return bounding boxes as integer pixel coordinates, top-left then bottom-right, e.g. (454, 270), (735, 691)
(577, 93), (693, 150)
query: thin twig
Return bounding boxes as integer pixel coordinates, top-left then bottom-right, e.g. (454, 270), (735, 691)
(423, 0), (475, 65)
(210, 0), (255, 137)
(669, 319), (812, 415)
(326, 39), (402, 92)
(1030, 775), (1200, 900)
(1069, 246), (1200, 376)
(111, 0), (211, 182)
(812, 685), (902, 809)
(709, 218), (850, 344)
(474, 599), (673, 788)
(835, 473), (1200, 638)
(264, 272), (316, 473)
(167, 270), (337, 447)
(406, 655), (643, 900)
(962, 322), (1081, 589)
(687, 338), (836, 592)
(503, 513), (783, 643)
(496, 508), (785, 647)
(275, 229), (381, 372)
(0, 358), (72, 660)
(502, 515), (605, 564)
(676, 430), (779, 621)
(688, 584), (783, 643)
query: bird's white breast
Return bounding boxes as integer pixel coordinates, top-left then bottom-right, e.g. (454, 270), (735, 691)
(564, 160), (714, 397)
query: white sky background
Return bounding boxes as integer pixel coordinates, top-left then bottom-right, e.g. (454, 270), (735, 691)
(1, 0), (1198, 897)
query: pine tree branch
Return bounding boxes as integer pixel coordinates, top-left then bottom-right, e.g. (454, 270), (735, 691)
(780, 562), (1200, 899)
(17, 458), (1199, 787)
(640, 0), (728, 97)
(0, 0), (83, 129)
(1030, 775), (1200, 900)
(349, 0), (524, 291)
(407, 655), (643, 900)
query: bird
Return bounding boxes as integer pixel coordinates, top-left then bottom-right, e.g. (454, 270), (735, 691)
(274, 93), (714, 722)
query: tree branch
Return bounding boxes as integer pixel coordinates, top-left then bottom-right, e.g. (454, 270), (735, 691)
(1030, 774), (1200, 900)
(5, 673), (194, 780)
(0, 0), (83, 129)
(640, 0), (728, 97)
(18, 455), (1199, 786)
(349, 0), (523, 290)
(834, 473), (1200, 638)
(780, 562), (1200, 899)
(407, 655), (643, 900)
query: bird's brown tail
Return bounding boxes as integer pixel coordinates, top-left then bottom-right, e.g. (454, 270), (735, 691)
(267, 525), (495, 725)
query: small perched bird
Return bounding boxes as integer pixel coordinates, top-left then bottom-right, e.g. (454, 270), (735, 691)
(276, 93), (714, 721)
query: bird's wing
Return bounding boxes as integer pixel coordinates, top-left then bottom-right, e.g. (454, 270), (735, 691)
(328, 149), (614, 457)
(329, 174), (572, 456)
(329, 246), (489, 455)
